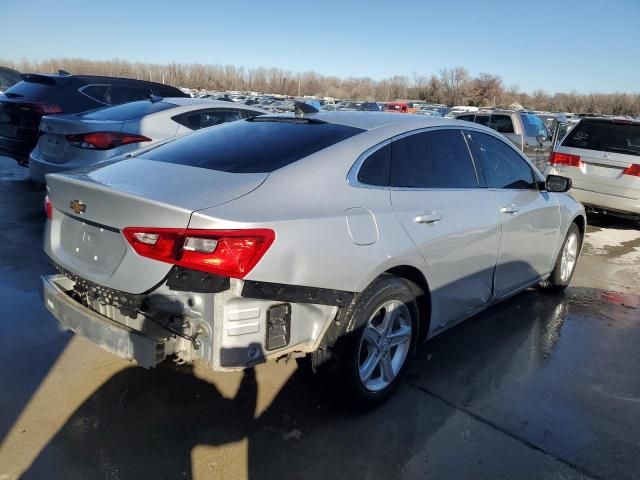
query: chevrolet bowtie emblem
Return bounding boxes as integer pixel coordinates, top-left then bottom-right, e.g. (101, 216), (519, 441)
(69, 199), (86, 214)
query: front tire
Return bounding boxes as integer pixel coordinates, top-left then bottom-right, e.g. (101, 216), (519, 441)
(541, 223), (581, 292)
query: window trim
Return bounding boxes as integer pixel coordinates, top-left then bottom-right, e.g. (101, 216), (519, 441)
(348, 126), (484, 191)
(78, 84), (111, 106)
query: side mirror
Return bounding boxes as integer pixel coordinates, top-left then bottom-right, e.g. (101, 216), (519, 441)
(536, 134), (547, 145)
(545, 174), (572, 193)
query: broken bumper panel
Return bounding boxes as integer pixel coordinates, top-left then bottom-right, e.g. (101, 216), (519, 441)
(41, 274), (166, 368)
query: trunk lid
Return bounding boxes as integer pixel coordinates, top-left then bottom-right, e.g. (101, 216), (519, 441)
(45, 159), (268, 293)
(36, 114), (125, 163)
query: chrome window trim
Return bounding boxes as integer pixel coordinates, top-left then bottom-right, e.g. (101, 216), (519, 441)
(347, 125), (483, 191)
(78, 84), (111, 106)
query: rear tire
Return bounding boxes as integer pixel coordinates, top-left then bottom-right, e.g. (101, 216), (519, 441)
(541, 223), (581, 292)
(305, 275), (421, 409)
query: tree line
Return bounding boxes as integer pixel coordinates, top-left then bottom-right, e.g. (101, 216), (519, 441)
(3, 57), (639, 115)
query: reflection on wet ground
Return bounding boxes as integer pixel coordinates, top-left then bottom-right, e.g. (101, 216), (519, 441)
(0, 159), (638, 480)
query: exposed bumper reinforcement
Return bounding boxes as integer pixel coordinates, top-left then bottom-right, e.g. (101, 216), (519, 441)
(41, 274), (166, 368)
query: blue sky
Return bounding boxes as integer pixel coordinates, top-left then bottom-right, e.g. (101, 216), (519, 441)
(2, 0), (638, 93)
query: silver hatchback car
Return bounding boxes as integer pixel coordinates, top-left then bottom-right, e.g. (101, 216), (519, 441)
(41, 112), (585, 407)
(545, 117), (640, 222)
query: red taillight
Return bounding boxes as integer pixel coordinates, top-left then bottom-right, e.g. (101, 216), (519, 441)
(66, 132), (151, 150)
(549, 152), (582, 167)
(122, 228), (275, 279)
(18, 103), (63, 114)
(44, 195), (52, 220)
(623, 164), (640, 177)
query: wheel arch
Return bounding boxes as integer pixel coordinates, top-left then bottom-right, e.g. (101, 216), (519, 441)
(384, 265), (432, 344)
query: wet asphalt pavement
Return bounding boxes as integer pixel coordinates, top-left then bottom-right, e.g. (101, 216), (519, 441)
(0, 158), (638, 480)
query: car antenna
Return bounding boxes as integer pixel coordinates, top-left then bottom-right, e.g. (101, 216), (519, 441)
(58, 69), (71, 76)
(149, 94), (163, 103)
(294, 101), (319, 118)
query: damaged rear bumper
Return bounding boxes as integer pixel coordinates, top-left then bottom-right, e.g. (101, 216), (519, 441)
(42, 274), (167, 368)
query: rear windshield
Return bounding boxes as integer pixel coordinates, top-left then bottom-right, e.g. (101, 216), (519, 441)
(140, 118), (364, 173)
(81, 100), (176, 121)
(562, 120), (640, 157)
(3, 78), (58, 98)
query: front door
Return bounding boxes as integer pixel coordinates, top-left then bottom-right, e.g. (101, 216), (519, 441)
(465, 129), (560, 298)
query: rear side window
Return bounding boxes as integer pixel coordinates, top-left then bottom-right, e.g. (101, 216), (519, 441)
(80, 84), (109, 103)
(390, 129), (478, 189)
(141, 119), (364, 173)
(358, 144), (391, 186)
(468, 131), (537, 189)
(489, 114), (514, 133)
(81, 101), (175, 121)
(562, 120), (640, 157)
(173, 109), (244, 130)
(107, 85), (152, 104)
(457, 114), (475, 122)
(474, 115), (490, 126)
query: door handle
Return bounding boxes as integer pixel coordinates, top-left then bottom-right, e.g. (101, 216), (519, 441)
(500, 204), (519, 214)
(414, 211), (442, 224)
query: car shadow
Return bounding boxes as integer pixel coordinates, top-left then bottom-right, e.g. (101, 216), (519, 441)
(19, 285), (628, 480)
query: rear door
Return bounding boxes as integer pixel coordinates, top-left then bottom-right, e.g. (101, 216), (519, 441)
(553, 119), (640, 201)
(389, 128), (501, 327)
(466, 129), (560, 297)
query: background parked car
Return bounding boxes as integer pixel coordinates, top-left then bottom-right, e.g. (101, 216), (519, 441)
(545, 117), (640, 222)
(384, 102), (411, 113)
(338, 101), (381, 111)
(0, 66), (21, 93)
(456, 110), (552, 169)
(0, 73), (188, 165)
(29, 98), (266, 183)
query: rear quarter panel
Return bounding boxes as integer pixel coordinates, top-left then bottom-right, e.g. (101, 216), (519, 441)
(187, 129), (433, 295)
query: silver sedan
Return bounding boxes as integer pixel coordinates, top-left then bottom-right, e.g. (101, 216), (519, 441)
(29, 98), (266, 183)
(41, 112), (585, 408)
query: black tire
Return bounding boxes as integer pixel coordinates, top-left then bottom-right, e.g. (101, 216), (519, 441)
(306, 274), (422, 409)
(541, 222), (582, 292)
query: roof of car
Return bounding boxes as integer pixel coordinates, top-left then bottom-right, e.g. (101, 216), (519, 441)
(271, 111), (461, 131)
(161, 97), (265, 108)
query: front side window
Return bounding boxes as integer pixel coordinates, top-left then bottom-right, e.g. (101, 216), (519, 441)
(457, 114), (475, 122)
(521, 113), (548, 138)
(467, 131), (537, 189)
(390, 129), (478, 189)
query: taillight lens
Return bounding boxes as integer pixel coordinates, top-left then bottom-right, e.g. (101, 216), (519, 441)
(549, 152), (582, 167)
(66, 132), (151, 150)
(122, 228), (275, 279)
(44, 195), (52, 220)
(623, 164), (640, 177)
(18, 103), (63, 114)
